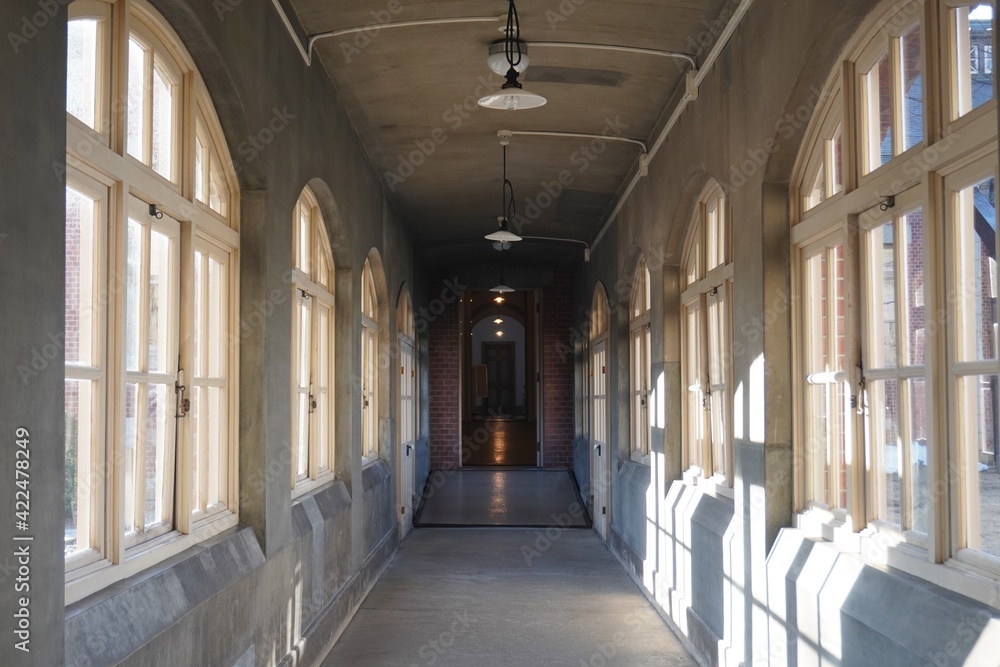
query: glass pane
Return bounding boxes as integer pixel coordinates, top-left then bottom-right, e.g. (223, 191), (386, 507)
(125, 219), (143, 372)
(64, 379), (93, 555)
(806, 382), (846, 508)
(865, 50), (894, 173)
(208, 255), (226, 379)
(869, 222), (897, 368)
(903, 209), (926, 366)
(123, 383), (139, 534)
(294, 294), (311, 481)
(830, 126), (844, 196)
(191, 383), (203, 511)
(126, 38), (146, 162)
(316, 306), (331, 472)
(66, 186), (96, 366)
(686, 306), (703, 470)
(67, 19), (99, 128)
(194, 132), (206, 204)
(150, 59), (174, 180)
(909, 378), (929, 533)
(955, 5), (995, 118)
(209, 156), (228, 216)
(900, 24), (924, 151)
(805, 164), (824, 212)
(954, 176), (997, 362)
(193, 252), (204, 375)
(208, 386), (225, 507)
(871, 379), (902, 526)
(957, 374), (1000, 557)
(833, 245), (847, 370)
(143, 383), (169, 529)
(686, 235), (701, 286)
(148, 229), (172, 374)
(297, 203), (310, 273)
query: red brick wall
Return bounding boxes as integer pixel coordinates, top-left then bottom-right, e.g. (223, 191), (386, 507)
(542, 270), (574, 469)
(428, 297), (460, 470)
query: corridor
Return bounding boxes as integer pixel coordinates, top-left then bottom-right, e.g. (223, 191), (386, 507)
(321, 528), (698, 667)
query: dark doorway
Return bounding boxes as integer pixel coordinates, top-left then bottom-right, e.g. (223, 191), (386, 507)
(461, 289), (539, 467)
(483, 342), (516, 415)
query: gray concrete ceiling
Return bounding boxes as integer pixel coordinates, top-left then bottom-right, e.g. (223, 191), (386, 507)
(285, 0), (729, 267)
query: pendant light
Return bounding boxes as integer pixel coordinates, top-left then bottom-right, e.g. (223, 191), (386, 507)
(486, 143), (523, 243)
(491, 264), (514, 294)
(478, 0), (546, 110)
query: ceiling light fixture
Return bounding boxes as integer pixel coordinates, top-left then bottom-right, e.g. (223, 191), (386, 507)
(494, 318), (504, 325)
(491, 264), (515, 294)
(478, 0), (546, 110)
(486, 139), (523, 244)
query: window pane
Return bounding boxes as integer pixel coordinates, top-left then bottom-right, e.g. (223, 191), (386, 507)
(686, 306), (703, 470)
(865, 50), (894, 173)
(871, 379), (903, 526)
(955, 5), (995, 118)
(830, 126), (844, 196)
(207, 255), (226, 379)
(909, 378), (929, 533)
(66, 186), (96, 366)
(903, 210), (926, 366)
(148, 229), (172, 374)
(124, 383), (139, 534)
(805, 164), (825, 212)
(900, 24), (924, 151)
(953, 176), (997, 362)
(64, 379), (93, 556)
(127, 38), (146, 162)
(208, 156), (228, 216)
(150, 59), (174, 180)
(957, 374), (1000, 557)
(297, 204), (310, 274)
(126, 219), (142, 371)
(195, 132), (206, 204)
(316, 305), (331, 472)
(67, 19), (99, 128)
(708, 293), (728, 477)
(868, 222), (897, 368)
(294, 294), (311, 482)
(143, 383), (170, 529)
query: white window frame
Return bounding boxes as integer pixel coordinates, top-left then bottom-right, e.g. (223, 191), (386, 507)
(362, 260), (380, 464)
(791, 0), (1000, 606)
(681, 183), (734, 491)
(290, 188), (336, 497)
(629, 258), (652, 463)
(64, 0), (240, 605)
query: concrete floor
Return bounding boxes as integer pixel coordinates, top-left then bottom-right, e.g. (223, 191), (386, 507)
(415, 469), (590, 527)
(321, 528), (699, 666)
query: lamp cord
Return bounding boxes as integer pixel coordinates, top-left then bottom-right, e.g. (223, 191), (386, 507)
(502, 144), (516, 223)
(504, 0), (522, 70)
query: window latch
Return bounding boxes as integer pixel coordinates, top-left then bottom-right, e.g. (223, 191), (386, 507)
(309, 393), (317, 413)
(175, 381), (190, 418)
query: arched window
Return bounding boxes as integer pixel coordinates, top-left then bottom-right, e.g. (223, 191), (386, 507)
(682, 182), (733, 486)
(291, 187), (335, 494)
(63, 0), (240, 600)
(792, 0), (999, 598)
(630, 257), (652, 461)
(361, 259), (380, 461)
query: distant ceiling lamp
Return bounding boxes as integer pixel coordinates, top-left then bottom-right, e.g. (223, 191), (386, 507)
(478, 0), (546, 110)
(485, 141), (523, 244)
(496, 331), (505, 337)
(494, 296), (506, 304)
(493, 318), (504, 325)
(491, 264), (515, 294)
